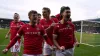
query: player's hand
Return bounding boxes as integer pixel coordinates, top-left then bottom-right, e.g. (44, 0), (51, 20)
(5, 34), (9, 39)
(75, 42), (80, 47)
(59, 46), (65, 51)
(50, 46), (56, 51)
(2, 49), (8, 54)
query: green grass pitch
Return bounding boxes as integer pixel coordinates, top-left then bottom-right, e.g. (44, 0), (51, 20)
(0, 29), (100, 56)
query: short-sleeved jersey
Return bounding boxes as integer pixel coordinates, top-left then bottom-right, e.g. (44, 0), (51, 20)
(17, 24), (45, 54)
(10, 21), (24, 40)
(40, 18), (58, 45)
(53, 21), (75, 49)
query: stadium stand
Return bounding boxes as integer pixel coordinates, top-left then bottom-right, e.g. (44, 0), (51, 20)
(0, 18), (29, 28)
(73, 18), (100, 33)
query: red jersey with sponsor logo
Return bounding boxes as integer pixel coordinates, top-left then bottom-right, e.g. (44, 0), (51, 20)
(10, 21), (24, 40)
(40, 18), (58, 45)
(53, 21), (75, 49)
(17, 24), (45, 54)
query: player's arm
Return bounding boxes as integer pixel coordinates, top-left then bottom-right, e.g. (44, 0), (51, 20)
(53, 34), (60, 49)
(2, 26), (24, 54)
(53, 26), (60, 49)
(46, 19), (58, 33)
(40, 26), (53, 46)
(53, 25), (65, 50)
(42, 34), (53, 46)
(5, 29), (11, 39)
(53, 33), (65, 50)
(2, 34), (21, 54)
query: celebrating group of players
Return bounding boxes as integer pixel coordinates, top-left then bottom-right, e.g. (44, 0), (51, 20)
(2, 6), (79, 56)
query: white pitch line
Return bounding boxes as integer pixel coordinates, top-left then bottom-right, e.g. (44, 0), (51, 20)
(0, 45), (7, 46)
(81, 43), (95, 47)
(80, 43), (100, 47)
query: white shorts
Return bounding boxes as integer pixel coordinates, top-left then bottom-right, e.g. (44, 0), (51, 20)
(10, 41), (21, 52)
(56, 48), (74, 56)
(23, 54), (42, 56)
(43, 42), (52, 55)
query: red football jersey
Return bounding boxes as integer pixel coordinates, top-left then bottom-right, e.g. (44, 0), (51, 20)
(55, 14), (61, 21)
(40, 18), (58, 45)
(40, 18), (58, 29)
(17, 24), (45, 54)
(53, 21), (75, 49)
(10, 21), (24, 40)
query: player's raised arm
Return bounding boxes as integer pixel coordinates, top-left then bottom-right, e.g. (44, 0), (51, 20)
(2, 25), (24, 54)
(46, 18), (58, 32)
(2, 34), (21, 54)
(53, 25), (64, 50)
(45, 23), (56, 32)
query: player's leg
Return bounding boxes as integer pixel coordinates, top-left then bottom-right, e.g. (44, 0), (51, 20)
(56, 50), (65, 56)
(43, 48), (52, 56)
(64, 48), (74, 56)
(43, 42), (52, 56)
(10, 41), (21, 56)
(56, 48), (74, 56)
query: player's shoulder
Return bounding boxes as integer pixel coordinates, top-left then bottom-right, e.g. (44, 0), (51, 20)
(51, 18), (58, 21)
(40, 18), (45, 23)
(10, 21), (15, 25)
(55, 14), (62, 21)
(18, 21), (24, 24)
(21, 23), (29, 28)
(10, 21), (14, 23)
(40, 18), (45, 21)
(19, 21), (24, 23)
(37, 24), (44, 29)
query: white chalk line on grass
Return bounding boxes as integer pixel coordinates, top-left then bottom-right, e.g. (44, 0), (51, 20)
(81, 43), (100, 47)
(0, 45), (7, 46)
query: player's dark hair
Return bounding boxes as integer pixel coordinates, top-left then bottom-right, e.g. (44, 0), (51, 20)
(14, 13), (19, 15)
(14, 13), (18, 14)
(60, 6), (70, 14)
(38, 13), (41, 16)
(60, 6), (70, 18)
(51, 15), (56, 18)
(42, 7), (51, 14)
(28, 10), (37, 19)
(28, 10), (37, 17)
